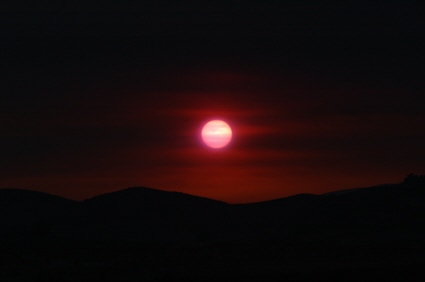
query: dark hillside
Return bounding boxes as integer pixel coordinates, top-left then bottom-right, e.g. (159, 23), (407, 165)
(1, 175), (425, 280)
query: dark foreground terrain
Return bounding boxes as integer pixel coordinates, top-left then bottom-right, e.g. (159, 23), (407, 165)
(1, 174), (425, 281)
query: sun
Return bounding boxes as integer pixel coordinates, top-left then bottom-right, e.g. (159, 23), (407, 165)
(201, 120), (232, 148)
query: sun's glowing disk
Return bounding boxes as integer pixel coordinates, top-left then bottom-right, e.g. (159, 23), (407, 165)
(201, 120), (232, 148)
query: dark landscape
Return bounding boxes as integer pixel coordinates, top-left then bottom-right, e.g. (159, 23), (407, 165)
(1, 174), (425, 281)
(2, 1), (425, 281)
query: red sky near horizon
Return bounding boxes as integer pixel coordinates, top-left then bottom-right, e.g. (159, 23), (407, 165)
(1, 3), (425, 203)
(2, 66), (424, 203)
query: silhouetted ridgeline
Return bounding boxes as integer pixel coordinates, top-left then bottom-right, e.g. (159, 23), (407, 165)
(1, 175), (425, 242)
(1, 175), (425, 281)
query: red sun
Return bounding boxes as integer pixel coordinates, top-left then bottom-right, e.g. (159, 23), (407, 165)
(201, 120), (232, 148)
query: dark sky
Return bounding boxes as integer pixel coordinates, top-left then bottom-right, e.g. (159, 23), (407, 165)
(1, 1), (424, 203)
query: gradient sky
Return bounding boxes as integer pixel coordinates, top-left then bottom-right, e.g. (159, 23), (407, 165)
(1, 2), (424, 203)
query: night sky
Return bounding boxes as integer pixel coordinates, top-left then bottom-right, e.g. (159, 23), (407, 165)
(1, 2), (424, 203)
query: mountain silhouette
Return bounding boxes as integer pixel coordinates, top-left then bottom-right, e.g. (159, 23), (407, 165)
(80, 187), (229, 240)
(0, 189), (79, 240)
(1, 175), (425, 243)
(1, 175), (425, 280)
